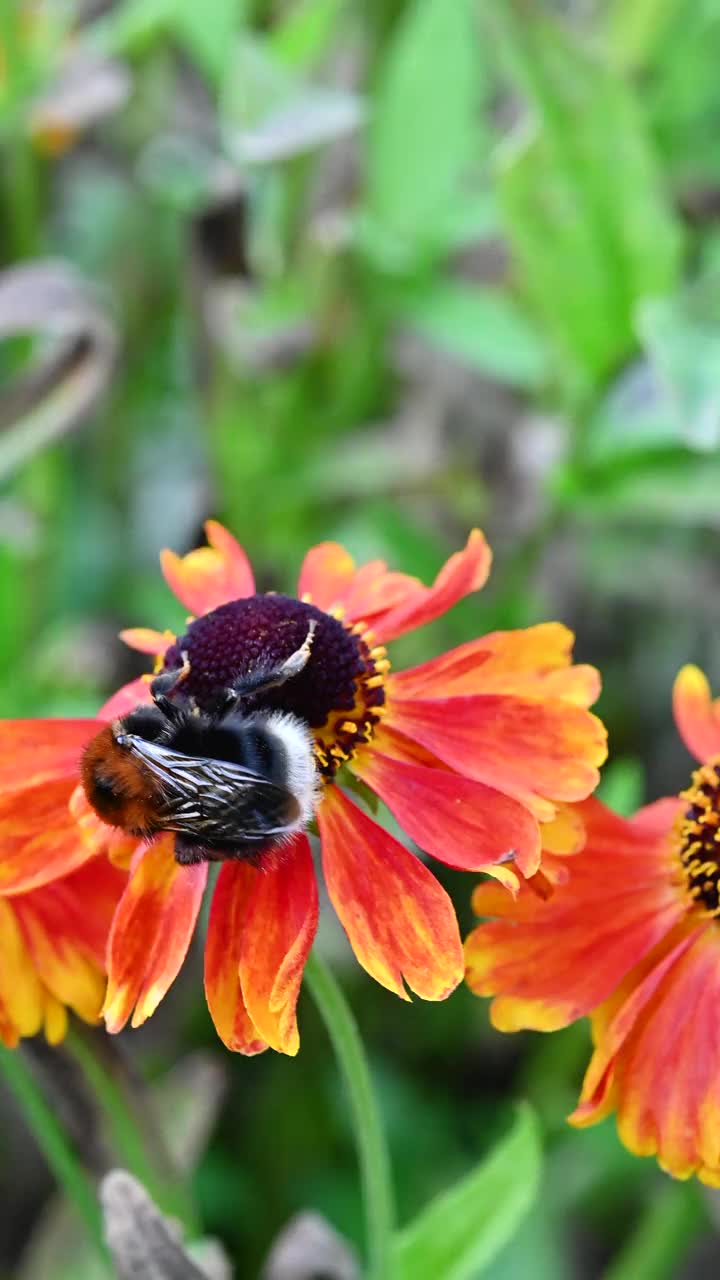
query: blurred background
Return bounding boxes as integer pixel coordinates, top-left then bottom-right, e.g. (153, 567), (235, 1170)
(3, 0), (720, 1275)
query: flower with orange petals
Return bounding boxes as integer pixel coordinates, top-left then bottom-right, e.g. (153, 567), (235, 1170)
(0, 726), (125, 1045)
(466, 663), (720, 1186)
(0, 522), (605, 1056)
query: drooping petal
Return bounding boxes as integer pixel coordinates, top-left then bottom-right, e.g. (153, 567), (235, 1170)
(119, 628), (174, 656)
(673, 665), (720, 764)
(0, 719), (97, 792)
(317, 787), (463, 1001)
(160, 520), (254, 616)
(14, 858), (126, 1024)
(571, 925), (720, 1183)
(465, 797), (685, 1031)
(354, 731), (541, 878)
(368, 530), (492, 643)
(0, 899), (45, 1043)
(296, 543), (357, 610)
(392, 623), (599, 708)
(239, 836), (318, 1055)
(387, 692), (607, 817)
(204, 863), (267, 1055)
(103, 838), (207, 1032)
(0, 778), (97, 894)
(569, 927), (696, 1129)
(99, 677), (152, 720)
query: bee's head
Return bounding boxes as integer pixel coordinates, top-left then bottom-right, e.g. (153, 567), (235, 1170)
(80, 721), (164, 836)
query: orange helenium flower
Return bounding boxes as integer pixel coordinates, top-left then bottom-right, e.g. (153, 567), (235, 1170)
(465, 664), (720, 1185)
(0, 726), (125, 1044)
(0, 523), (605, 1056)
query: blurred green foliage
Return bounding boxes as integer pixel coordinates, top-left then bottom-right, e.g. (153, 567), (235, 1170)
(2, 0), (720, 1276)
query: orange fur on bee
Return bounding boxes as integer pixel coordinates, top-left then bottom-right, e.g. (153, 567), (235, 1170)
(81, 723), (166, 835)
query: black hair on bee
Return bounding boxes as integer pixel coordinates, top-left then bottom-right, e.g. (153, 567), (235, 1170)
(81, 624), (320, 865)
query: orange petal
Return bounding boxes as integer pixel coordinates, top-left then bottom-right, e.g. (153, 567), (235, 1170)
(0, 719), (97, 792)
(98, 677), (152, 720)
(160, 520), (255, 616)
(0, 778), (97, 895)
(393, 623), (599, 707)
(103, 838), (207, 1032)
(571, 926), (720, 1182)
(387, 691), (607, 816)
(119, 627), (174, 656)
(317, 787), (463, 1000)
(540, 804), (587, 856)
(296, 542), (357, 610)
(204, 863), (267, 1055)
(370, 530), (492, 644)
(0, 899), (45, 1040)
(239, 836), (318, 1055)
(354, 730), (541, 878)
(14, 858), (126, 1025)
(673, 665), (720, 764)
(466, 797), (685, 1032)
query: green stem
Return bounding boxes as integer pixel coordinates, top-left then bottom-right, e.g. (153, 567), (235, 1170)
(604, 1182), (705, 1280)
(303, 950), (396, 1280)
(0, 1044), (108, 1264)
(65, 1027), (199, 1234)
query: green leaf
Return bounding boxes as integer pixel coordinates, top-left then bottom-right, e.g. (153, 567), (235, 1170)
(364, 0), (486, 259)
(399, 280), (548, 388)
(175, 0), (246, 86)
(604, 0), (682, 70)
(558, 448), (720, 525)
(393, 1105), (541, 1280)
(271, 0), (346, 71)
(492, 9), (683, 403)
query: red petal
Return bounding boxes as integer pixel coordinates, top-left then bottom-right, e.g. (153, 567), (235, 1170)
(103, 838), (207, 1032)
(354, 731), (541, 877)
(388, 692), (607, 815)
(296, 543), (357, 610)
(99, 678), (152, 720)
(317, 787), (463, 1000)
(673, 665), (720, 763)
(204, 863), (267, 1055)
(369, 530), (492, 643)
(0, 719), (97, 791)
(465, 797), (685, 1031)
(160, 520), (254, 616)
(239, 836), (318, 1055)
(0, 778), (97, 894)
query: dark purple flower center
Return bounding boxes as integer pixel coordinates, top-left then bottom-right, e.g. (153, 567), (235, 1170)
(163, 594), (387, 778)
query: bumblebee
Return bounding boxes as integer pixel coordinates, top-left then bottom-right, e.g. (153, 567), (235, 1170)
(81, 624), (320, 864)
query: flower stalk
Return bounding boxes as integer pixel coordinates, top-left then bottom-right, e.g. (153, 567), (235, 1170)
(304, 949), (396, 1280)
(0, 1044), (108, 1264)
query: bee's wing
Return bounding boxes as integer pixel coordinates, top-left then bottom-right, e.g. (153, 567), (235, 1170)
(123, 733), (300, 840)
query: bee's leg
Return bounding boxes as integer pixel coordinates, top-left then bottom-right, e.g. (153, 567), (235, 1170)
(221, 620), (317, 709)
(150, 652), (191, 721)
